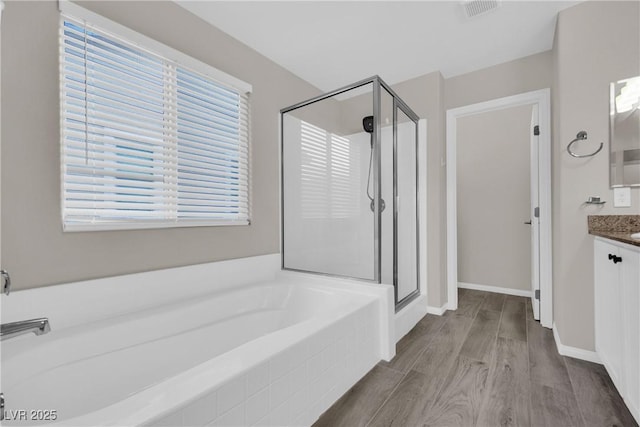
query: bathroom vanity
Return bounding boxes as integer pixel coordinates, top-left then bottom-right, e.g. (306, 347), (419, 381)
(591, 216), (640, 424)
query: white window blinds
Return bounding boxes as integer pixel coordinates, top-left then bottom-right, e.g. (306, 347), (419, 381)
(60, 13), (251, 231)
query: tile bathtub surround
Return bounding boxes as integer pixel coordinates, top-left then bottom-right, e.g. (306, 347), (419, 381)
(146, 302), (380, 427)
(588, 215), (640, 247)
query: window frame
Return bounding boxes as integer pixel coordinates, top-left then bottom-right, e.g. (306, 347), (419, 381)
(58, 0), (252, 232)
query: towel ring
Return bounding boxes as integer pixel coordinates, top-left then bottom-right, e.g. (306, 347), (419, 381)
(567, 130), (603, 158)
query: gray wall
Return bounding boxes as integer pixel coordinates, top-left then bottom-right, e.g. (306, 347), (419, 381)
(1, 1), (323, 290)
(552, 0), (640, 350)
(457, 105), (533, 291)
(445, 50), (553, 110)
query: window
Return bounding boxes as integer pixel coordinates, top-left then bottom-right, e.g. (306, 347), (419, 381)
(59, 4), (251, 231)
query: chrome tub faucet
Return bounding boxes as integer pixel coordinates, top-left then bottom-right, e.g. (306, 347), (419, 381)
(0, 270), (52, 341)
(1, 318), (51, 341)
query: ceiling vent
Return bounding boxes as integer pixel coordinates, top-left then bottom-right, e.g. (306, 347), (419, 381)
(462, 0), (500, 19)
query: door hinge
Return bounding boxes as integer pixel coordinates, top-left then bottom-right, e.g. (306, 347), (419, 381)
(535, 289), (540, 300)
(534, 125), (540, 136)
(534, 207), (539, 218)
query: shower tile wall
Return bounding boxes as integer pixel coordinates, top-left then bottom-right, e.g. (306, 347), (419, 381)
(283, 114), (372, 279)
(283, 114), (417, 292)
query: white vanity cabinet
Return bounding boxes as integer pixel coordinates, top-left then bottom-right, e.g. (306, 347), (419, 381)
(594, 237), (640, 423)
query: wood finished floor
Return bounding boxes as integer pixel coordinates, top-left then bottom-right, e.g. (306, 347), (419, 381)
(313, 289), (638, 427)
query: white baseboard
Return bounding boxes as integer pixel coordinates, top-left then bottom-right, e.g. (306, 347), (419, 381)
(458, 282), (532, 298)
(552, 323), (601, 364)
(426, 303), (448, 316)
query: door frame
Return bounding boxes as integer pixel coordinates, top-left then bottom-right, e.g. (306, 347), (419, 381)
(530, 104), (541, 320)
(445, 88), (553, 328)
(1, 0), (4, 270)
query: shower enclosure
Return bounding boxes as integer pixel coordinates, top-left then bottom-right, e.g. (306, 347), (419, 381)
(281, 76), (421, 310)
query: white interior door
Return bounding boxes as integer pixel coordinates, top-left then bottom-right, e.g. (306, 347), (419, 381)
(530, 105), (541, 320)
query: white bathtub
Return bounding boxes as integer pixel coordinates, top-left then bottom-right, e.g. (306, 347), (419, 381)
(0, 256), (394, 426)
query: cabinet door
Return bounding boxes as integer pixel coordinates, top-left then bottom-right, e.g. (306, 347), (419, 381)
(621, 246), (640, 421)
(594, 239), (623, 389)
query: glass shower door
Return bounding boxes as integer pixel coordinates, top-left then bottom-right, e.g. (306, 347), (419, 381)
(394, 103), (419, 307)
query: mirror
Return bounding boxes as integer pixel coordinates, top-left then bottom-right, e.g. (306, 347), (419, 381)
(610, 75), (640, 187)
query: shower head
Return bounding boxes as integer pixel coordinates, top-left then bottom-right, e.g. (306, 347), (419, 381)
(362, 116), (374, 134)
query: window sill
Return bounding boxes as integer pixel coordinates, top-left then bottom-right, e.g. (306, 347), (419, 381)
(63, 219), (251, 232)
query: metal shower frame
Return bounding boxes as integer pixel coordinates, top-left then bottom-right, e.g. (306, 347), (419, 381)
(280, 75), (421, 311)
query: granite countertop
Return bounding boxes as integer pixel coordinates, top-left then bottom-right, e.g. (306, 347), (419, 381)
(588, 215), (640, 248)
(589, 230), (640, 247)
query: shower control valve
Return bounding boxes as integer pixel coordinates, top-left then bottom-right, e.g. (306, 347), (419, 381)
(370, 199), (386, 213)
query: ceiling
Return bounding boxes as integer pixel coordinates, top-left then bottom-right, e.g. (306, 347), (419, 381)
(176, 1), (579, 92)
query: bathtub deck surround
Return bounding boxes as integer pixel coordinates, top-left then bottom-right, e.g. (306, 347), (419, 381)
(0, 255), (282, 330)
(0, 255), (397, 426)
(588, 215), (640, 247)
(314, 289), (638, 427)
